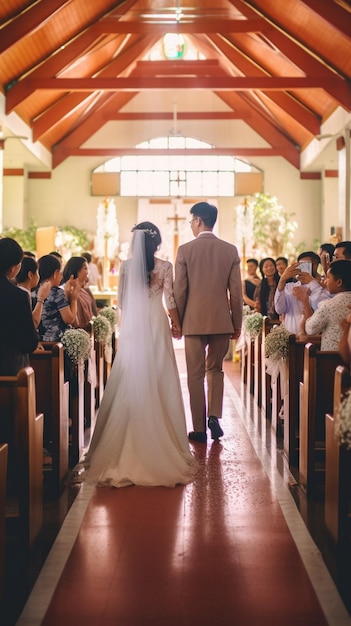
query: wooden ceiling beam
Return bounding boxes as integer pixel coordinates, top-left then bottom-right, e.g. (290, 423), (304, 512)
(95, 18), (265, 35)
(16, 76), (350, 93)
(206, 34), (321, 134)
(0, 0), (71, 55)
(299, 0), (351, 39)
(52, 92), (139, 167)
(217, 91), (300, 168)
(32, 34), (159, 140)
(106, 112), (248, 121)
(53, 147), (285, 168)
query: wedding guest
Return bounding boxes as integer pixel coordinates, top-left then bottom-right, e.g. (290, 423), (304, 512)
(297, 260), (351, 350)
(62, 256), (98, 328)
(16, 256), (51, 329)
(242, 258), (261, 309)
(82, 252), (102, 290)
(274, 251), (329, 333)
(0, 237), (38, 375)
(38, 254), (80, 341)
(275, 256), (288, 277)
(254, 257), (280, 320)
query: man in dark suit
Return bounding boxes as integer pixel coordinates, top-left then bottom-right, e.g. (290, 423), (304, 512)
(0, 237), (38, 376)
(174, 202), (242, 443)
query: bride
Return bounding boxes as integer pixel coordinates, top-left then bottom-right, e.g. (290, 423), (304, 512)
(85, 222), (196, 488)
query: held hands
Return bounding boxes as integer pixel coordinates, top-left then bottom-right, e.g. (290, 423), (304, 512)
(170, 321), (182, 339)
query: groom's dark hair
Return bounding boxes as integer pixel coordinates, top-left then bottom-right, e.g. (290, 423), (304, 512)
(190, 202), (217, 228)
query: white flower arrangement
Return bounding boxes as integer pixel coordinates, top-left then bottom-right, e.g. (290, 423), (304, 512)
(61, 328), (91, 365)
(336, 390), (351, 450)
(244, 312), (263, 339)
(99, 306), (117, 330)
(92, 314), (112, 345)
(243, 304), (252, 317)
(264, 325), (291, 362)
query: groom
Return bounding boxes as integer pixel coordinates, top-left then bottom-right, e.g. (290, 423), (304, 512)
(173, 202), (242, 443)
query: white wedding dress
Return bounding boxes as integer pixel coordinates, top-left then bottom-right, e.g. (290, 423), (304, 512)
(86, 244), (196, 488)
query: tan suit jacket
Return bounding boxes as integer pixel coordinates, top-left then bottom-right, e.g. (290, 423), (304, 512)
(174, 233), (242, 335)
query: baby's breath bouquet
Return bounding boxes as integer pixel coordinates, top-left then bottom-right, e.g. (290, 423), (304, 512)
(92, 314), (112, 345)
(264, 325), (291, 362)
(244, 312), (263, 339)
(99, 306), (117, 330)
(61, 328), (91, 365)
(336, 390), (351, 450)
(243, 304), (252, 317)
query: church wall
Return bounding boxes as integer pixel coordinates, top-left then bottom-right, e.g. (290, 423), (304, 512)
(4, 153), (322, 258)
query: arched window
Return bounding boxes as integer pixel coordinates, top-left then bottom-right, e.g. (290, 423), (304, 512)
(93, 136), (259, 197)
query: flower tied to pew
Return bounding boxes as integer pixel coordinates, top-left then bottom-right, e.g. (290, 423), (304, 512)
(92, 308), (118, 364)
(99, 306), (118, 332)
(244, 311), (263, 340)
(264, 324), (292, 395)
(336, 389), (351, 450)
(264, 324), (291, 362)
(61, 328), (91, 366)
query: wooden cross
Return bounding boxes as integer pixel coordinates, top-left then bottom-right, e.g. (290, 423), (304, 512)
(167, 205), (186, 260)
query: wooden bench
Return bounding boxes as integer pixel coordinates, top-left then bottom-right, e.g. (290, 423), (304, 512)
(30, 342), (69, 494)
(299, 343), (344, 497)
(283, 334), (321, 468)
(325, 365), (351, 551)
(260, 318), (280, 420)
(0, 443), (8, 601)
(69, 361), (85, 467)
(0, 367), (43, 547)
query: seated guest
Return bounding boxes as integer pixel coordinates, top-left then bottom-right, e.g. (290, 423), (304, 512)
(81, 252), (102, 290)
(275, 256), (288, 277)
(62, 256), (98, 329)
(338, 307), (351, 365)
(317, 242), (335, 278)
(333, 241), (351, 260)
(254, 257), (279, 321)
(274, 251), (329, 333)
(0, 237), (38, 375)
(297, 260), (351, 350)
(16, 256), (51, 328)
(38, 254), (80, 341)
(242, 258), (261, 309)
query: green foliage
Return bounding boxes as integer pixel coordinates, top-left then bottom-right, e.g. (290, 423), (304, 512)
(1, 220), (37, 252)
(249, 193), (298, 258)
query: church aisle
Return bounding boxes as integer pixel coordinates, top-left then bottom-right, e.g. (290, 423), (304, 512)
(17, 356), (351, 626)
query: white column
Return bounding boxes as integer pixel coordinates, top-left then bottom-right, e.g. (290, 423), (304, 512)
(337, 128), (351, 240)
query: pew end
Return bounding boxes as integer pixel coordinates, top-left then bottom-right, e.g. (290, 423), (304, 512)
(325, 366), (351, 550)
(0, 367), (43, 548)
(0, 443), (8, 601)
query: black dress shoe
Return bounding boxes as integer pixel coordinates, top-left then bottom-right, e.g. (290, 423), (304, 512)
(208, 416), (224, 440)
(188, 431), (207, 443)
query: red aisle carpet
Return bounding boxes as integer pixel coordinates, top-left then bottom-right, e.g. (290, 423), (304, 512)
(17, 355), (350, 625)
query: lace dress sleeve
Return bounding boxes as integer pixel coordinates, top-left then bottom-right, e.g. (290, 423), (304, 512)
(163, 262), (176, 310)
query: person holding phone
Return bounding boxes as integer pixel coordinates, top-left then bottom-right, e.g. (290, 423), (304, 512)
(274, 251), (329, 333)
(62, 256), (98, 329)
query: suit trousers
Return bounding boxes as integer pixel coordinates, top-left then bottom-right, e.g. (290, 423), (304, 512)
(184, 334), (230, 432)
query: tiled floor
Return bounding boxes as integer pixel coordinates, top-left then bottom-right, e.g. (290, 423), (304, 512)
(4, 352), (351, 625)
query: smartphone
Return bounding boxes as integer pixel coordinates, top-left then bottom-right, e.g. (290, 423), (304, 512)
(297, 261), (312, 274)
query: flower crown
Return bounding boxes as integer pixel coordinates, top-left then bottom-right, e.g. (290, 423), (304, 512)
(133, 226), (158, 238)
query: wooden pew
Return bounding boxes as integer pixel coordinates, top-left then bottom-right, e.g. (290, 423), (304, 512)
(261, 318), (280, 420)
(95, 339), (105, 409)
(284, 334), (321, 468)
(69, 361), (85, 467)
(299, 343), (344, 497)
(0, 443), (8, 601)
(325, 365), (351, 551)
(30, 342), (69, 494)
(0, 367), (43, 547)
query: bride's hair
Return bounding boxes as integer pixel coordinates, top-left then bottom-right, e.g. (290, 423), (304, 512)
(132, 222), (161, 276)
